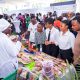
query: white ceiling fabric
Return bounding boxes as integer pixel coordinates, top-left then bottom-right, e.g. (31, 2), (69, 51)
(0, 0), (75, 12)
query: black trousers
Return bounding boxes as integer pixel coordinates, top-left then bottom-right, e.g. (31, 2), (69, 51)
(45, 44), (59, 57)
(37, 44), (46, 53)
(59, 48), (73, 63)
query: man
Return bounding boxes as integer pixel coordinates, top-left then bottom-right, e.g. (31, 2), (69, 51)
(28, 15), (38, 44)
(45, 18), (59, 57)
(67, 12), (77, 37)
(0, 18), (21, 79)
(71, 16), (80, 65)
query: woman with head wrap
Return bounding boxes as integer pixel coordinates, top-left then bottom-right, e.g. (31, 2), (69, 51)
(0, 18), (21, 79)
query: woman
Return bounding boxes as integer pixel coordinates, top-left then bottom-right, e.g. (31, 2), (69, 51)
(0, 18), (21, 79)
(58, 20), (75, 63)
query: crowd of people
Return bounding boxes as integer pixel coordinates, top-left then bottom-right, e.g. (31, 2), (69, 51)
(0, 11), (80, 79)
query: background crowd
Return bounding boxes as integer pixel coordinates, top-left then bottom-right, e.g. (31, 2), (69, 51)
(0, 11), (80, 79)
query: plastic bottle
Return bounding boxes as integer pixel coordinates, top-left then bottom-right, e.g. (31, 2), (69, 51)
(42, 61), (55, 80)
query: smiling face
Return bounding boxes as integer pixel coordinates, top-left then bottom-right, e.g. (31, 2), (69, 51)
(37, 24), (43, 32)
(72, 20), (80, 31)
(60, 22), (68, 32)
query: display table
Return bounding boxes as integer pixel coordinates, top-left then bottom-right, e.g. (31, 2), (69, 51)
(17, 48), (76, 80)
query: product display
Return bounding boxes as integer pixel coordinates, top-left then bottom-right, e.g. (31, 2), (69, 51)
(17, 45), (75, 80)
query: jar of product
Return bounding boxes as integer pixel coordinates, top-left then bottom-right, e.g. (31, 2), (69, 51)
(42, 61), (55, 80)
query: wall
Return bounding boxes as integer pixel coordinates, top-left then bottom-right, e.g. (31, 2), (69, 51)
(52, 4), (76, 16)
(50, 1), (76, 16)
(5, 7), (53, 15)
(76, 0), (80, 13)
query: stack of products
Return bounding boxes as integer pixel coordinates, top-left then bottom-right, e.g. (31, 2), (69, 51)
(18, 50), (72, 80)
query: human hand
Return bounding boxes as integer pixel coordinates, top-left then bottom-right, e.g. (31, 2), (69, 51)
(45, 40), (51, 45)
(50, 41), (55, 44)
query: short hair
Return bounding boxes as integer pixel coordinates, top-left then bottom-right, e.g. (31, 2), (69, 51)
(76, 13), (80, 16)
(0, 15), (3, 19)
(57, 16), (63, 21)
(26, 14), (29, 17)
(31, 14), (35, 19)
(38, 22), (44, 27)
(45, 18), (54, 24)
(72, 16), (80, 23)
(61, 20), (69, 26)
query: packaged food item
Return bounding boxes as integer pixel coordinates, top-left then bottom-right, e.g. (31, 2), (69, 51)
(26, 72), (34, 80)
(17, 67), (23, 75)
(61, 62), (67, 67)
(42, 61), (55, 80)
(19, 67), (38, 80)
(18, 58), (28, 64)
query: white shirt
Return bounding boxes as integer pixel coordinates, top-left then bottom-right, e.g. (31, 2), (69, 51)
(28, 22), (38, 42)
(38, 15), (43, 21)
(0, 33), (20, 78)
(46, 27), (59, 46)
(12, 19), (21, 33)
(58, 30), (75, 50)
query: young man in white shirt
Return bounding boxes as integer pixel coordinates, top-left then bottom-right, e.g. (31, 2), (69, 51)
(45, 18), (59, 57)
(58, 20), (75, 63)
(28, 15), (38, 44)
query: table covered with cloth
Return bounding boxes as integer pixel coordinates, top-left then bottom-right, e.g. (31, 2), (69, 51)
(17, 47), (76, 80)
